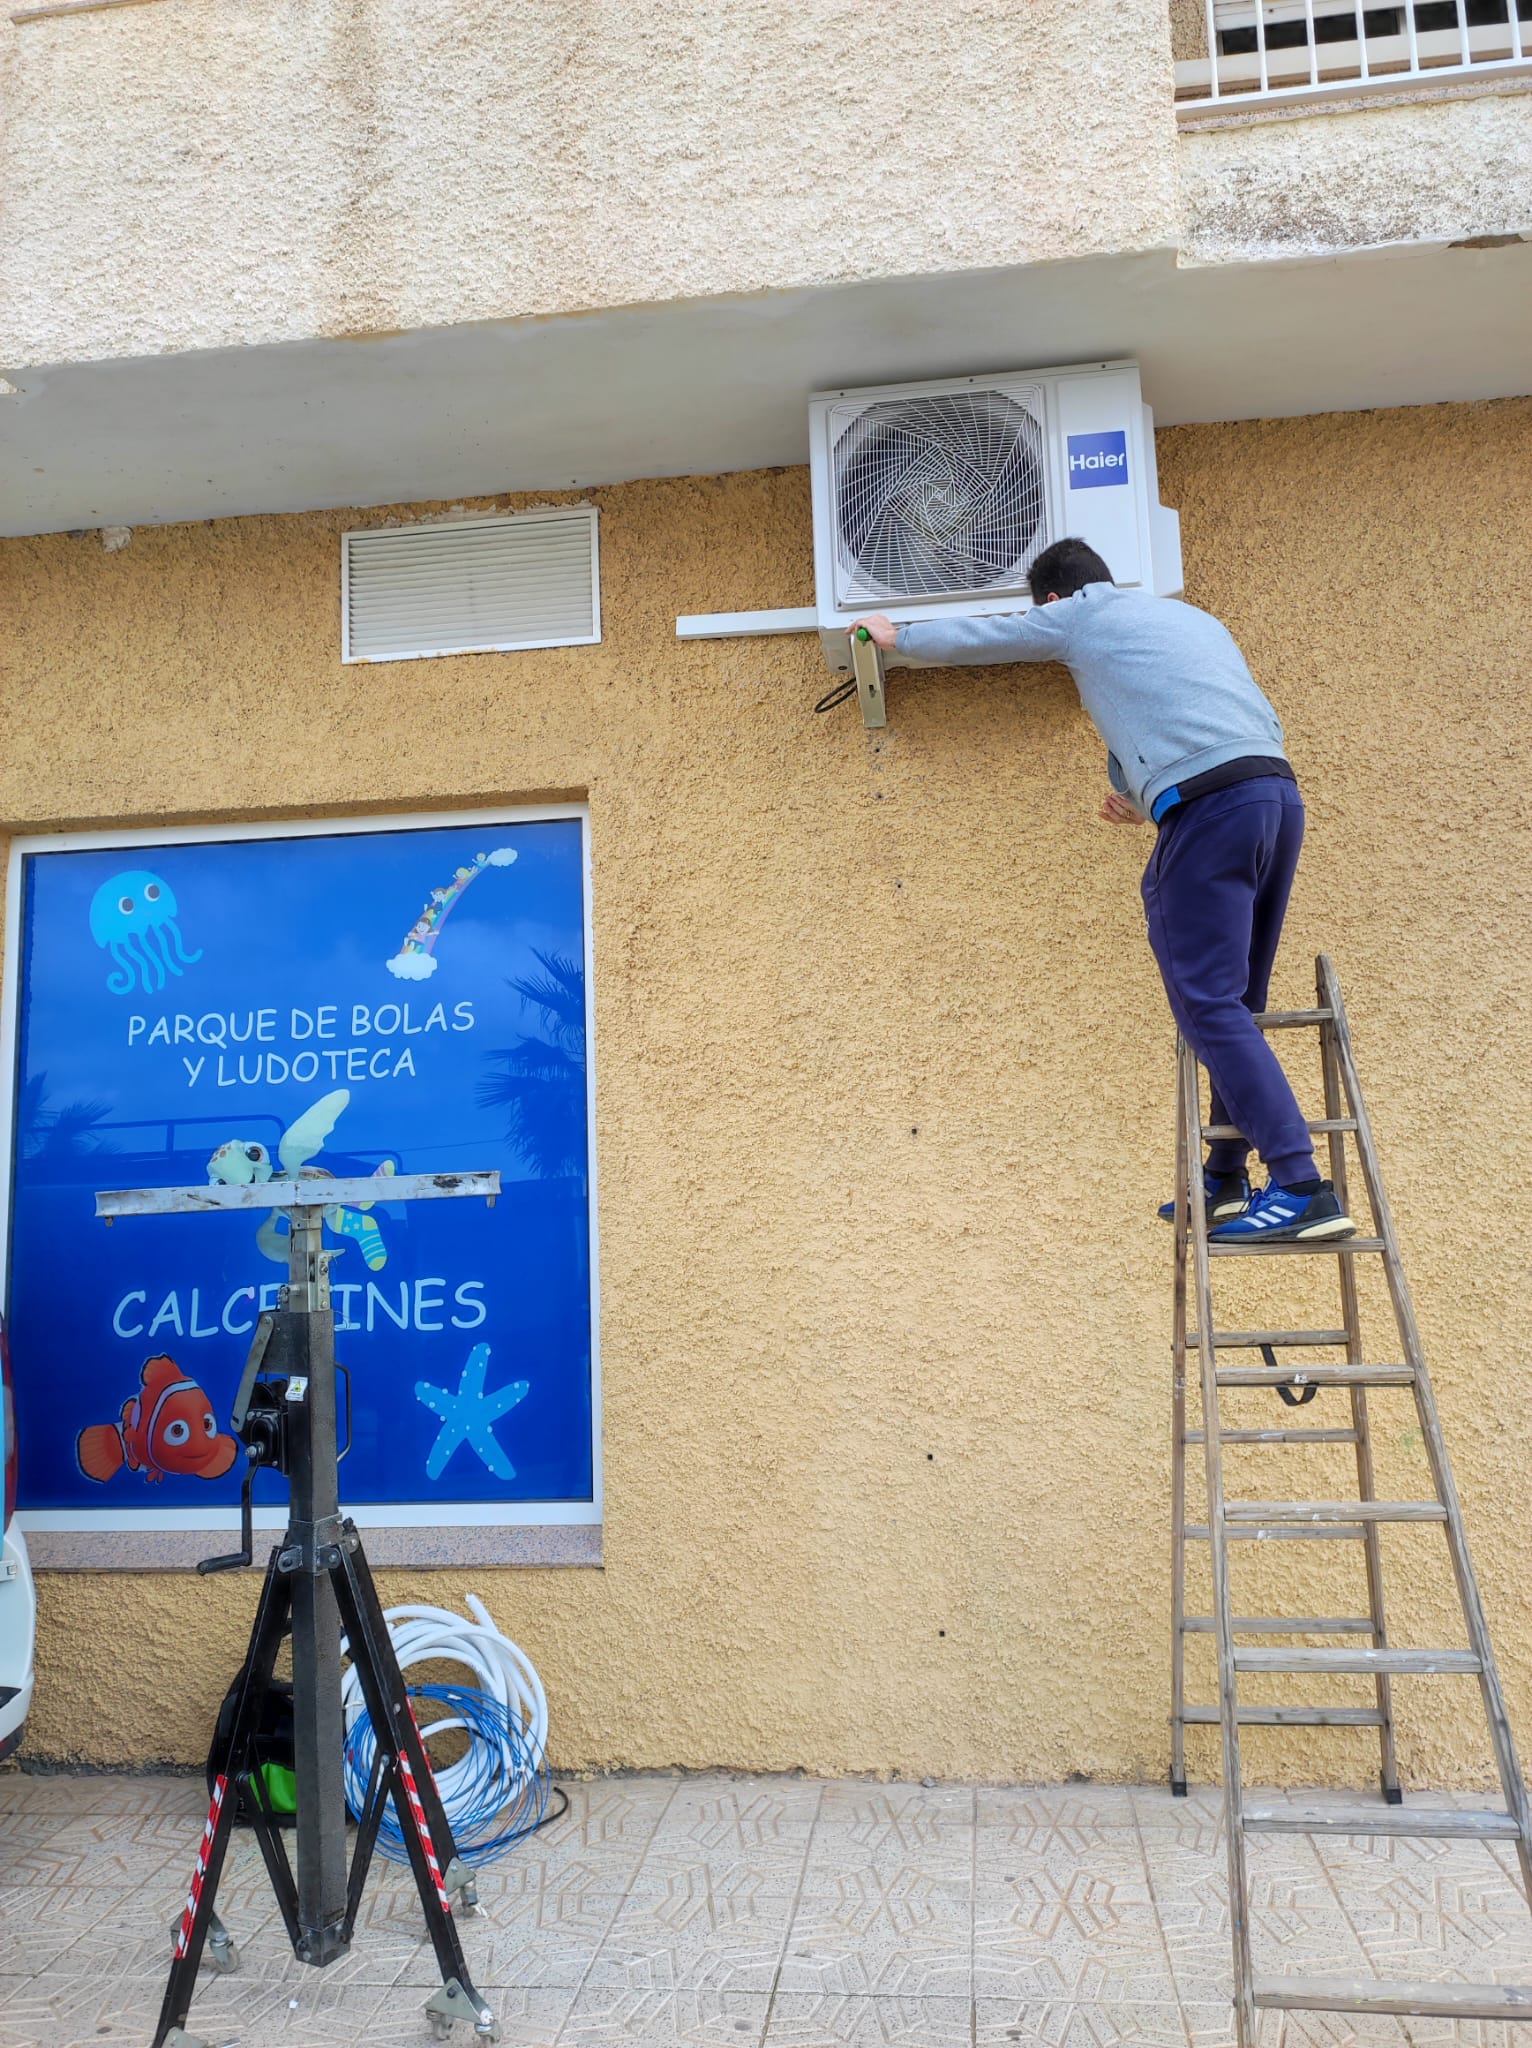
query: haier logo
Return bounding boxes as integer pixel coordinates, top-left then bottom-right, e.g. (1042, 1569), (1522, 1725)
(1067, 430), (1129, 489)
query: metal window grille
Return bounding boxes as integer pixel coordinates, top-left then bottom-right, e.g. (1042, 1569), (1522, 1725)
(342, 509), (601, 664)
(1175, 0), (1532, 114)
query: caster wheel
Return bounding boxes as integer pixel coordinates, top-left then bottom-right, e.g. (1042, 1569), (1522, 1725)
(428, 2019), (452, 2043)
(206, 1940), (239, 1974)
(475, 2026), (501, 2045)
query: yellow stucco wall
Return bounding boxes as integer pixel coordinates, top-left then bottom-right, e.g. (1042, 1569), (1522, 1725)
(4, 397), (1531, 1786)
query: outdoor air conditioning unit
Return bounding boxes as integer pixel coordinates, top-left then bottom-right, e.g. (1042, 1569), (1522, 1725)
(810, 359), (1183, 674)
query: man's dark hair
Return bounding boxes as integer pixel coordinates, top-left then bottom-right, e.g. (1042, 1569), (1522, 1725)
(1028, 537), (1113, 604)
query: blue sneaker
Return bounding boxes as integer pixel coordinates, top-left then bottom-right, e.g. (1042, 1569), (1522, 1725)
(1209, 1179), (1355, 1244)
(1158, 1170), (1250, 1226)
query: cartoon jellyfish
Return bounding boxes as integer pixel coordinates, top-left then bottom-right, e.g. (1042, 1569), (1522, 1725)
(89, 870), (202, 995)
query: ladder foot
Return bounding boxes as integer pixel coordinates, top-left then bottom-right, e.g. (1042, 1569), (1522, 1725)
(1382, 1780), (1404, 1805)
(1170, 1777), (1188, 1798)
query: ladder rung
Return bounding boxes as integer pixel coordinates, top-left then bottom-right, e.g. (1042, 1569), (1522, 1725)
(1190, 1328), (1351, 1349)
(1203, 1119), (1357, 1139)
(1254, 1007), (1333, 1028)
(1216, 1365), (1412, 1388)
(1209, 1237), (1386, 1258)
(1255, 1976), (1532, 2018)
(1226, 1500), (1445, 1524)
(1182, 1616), (1375, 1634)
(1185, 1429), (1360, 1445)
(1234, 1647), (1481, 1675)
(1187, 1524), (1366, 1542)
(1246, 1804), (1519, 1840)
(1182, 1705), (1385, 1726)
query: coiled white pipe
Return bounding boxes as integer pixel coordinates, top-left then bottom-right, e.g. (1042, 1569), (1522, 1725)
(340, 1595), (548, 1808)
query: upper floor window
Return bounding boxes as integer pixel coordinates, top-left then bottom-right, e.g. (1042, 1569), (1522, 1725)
(1174, 0), (1532, 117)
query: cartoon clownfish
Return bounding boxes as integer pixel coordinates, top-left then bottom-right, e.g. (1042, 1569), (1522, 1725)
(76, 1355), (238, 1485)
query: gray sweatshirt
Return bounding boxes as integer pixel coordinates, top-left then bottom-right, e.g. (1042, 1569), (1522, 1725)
(895, 583), (1288, 818)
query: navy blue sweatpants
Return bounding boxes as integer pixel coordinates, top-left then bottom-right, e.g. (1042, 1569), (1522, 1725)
(1140, 776), (1315, 1188)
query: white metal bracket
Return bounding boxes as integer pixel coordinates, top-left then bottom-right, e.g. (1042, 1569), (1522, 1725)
(849, 631), (886, 729)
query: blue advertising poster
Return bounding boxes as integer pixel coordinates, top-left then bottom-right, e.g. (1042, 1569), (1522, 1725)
(5, 810), (596, 1536)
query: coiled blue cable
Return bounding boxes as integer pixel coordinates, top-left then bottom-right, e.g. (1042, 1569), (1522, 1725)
(343, 1682), (553, 1867)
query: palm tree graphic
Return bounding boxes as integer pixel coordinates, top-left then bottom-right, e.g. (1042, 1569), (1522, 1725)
(477, 951), (587, 1182)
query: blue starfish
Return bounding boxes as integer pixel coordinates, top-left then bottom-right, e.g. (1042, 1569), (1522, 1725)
(415, 1343), (529, 1482)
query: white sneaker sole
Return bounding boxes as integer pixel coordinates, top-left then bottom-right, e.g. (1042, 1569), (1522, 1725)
(1212, 1211), (1358, 1244)
(1293, 1214), (1357, 1241)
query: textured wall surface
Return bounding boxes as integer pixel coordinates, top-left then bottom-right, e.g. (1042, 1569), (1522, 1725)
(1179, 92), (1532, 261)
(0, 0), (1180, 368)
(4, 399), (1531, 1787)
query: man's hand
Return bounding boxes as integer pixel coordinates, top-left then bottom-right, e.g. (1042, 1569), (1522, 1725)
(1099, 791), (1146, 826)
(850, 614), (898, 651)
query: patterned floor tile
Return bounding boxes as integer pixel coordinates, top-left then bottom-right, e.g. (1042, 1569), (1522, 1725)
(660, 1778), (820, 1836)
(766, 1992), (972, 2046)
(588, 1880), (797, 1998)
(973, 1877), (1179, 2004)
(0, 1968), (394, 2048)
(1345, 1908), (1532, 1981)
(236, 1984), (574, 2048)
(9, 1773), (1532, 2044)
(1133, 1785), (1229, 1835)
(0, 1832), (188, 1891)
(0, 1771), (208, 1820)
(778, 1871), (971, 1998)
(973, 1937), (1180, 2006)
(1320, 1836), (1525, 1920)
(809, 1784), (974, 1870)
(1146, 1837), (1339, 1923)
(629, 1850), (811, 1909)
(394, 1923), (603, 1993)
(1182, 2001), (1411, 2047)
(557, 1985), (770, 2045)
(975, 1997), (1192, 2045)
(1404, 2022), (1532, 2048)
(1165, 1908), (1370, 2006)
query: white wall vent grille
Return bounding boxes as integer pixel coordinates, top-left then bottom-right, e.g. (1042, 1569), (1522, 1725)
(342, 509), (600, 663)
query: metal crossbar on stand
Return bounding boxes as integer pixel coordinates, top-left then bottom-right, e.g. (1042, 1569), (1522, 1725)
(1167, 955), (1532, 2041)
(93, 1169), (504, 2048)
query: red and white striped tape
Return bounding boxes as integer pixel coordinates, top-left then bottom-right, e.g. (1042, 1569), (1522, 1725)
(174, 1774), (227, 1958)
(397, 1739), (451, 1913)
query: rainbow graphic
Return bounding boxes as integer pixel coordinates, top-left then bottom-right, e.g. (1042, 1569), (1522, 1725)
(386, 846), (517, 981)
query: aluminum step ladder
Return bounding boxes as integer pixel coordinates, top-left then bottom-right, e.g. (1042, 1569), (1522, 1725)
(1168, 953), (1532, 2042)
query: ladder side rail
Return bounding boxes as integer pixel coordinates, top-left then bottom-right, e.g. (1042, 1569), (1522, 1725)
(1183, 1035), (1257, 2047)
(1170, 1044), (1192, 1795)
(1318, 982), (1401, 1800)
(1321, 955), (1532, 1899)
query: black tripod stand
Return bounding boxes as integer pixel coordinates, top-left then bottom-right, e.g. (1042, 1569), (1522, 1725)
(95, 1171), (504, 2048)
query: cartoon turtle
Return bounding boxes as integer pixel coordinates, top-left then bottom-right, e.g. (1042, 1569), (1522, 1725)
(208, 1088), (395, 1269)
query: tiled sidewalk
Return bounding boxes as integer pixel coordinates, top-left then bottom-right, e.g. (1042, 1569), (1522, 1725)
(3, 1772), (1531, 2047)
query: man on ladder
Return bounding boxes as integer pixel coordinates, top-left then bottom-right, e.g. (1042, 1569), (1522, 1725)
(854, 536), (1354, 1244)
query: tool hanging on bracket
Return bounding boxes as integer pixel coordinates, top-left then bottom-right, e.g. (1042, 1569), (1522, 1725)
(813, 626), (887, 728)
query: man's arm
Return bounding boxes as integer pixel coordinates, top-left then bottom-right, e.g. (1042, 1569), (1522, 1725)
(852, 609), (1069, 666)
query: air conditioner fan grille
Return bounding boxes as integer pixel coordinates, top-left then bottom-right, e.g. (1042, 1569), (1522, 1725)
(832, 388), (1048, 606)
